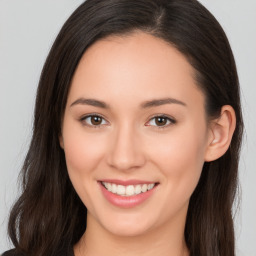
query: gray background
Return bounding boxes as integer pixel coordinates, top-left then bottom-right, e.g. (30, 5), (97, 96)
(0, 0), (255, 254)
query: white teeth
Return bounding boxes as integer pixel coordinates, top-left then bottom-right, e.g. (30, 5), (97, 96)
(147, 184), (154, 190)
(126, 185), (135, 196)
(102, 182), (156, 196)
(106, 183), (112, 192)
(135, 185), (142, 194)
(117, 185), (126, 195)
(142, 184), (148, 192)
(112, 183), (117, 193)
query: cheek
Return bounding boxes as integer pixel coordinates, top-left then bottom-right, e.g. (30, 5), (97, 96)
(62, 123), (108, 208)
(62, 124), (106, 177)
(149, 124), (207, 194)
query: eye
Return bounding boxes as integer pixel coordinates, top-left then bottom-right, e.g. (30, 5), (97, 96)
(81, 114), (108, 127)
(146, 115), (176, 127)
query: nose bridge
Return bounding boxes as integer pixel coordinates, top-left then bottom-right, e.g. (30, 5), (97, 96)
(107, 122), (145, 170)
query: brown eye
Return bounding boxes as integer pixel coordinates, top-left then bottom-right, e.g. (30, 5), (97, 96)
(146, 115), (176, 127)
(155, 117), (168, 126)
(91, 115), (102, 125)
(82, 115), (107, 127)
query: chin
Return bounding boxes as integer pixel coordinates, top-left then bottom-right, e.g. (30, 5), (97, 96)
(106, 223), (151, 237)
(97, 213), (156, 238)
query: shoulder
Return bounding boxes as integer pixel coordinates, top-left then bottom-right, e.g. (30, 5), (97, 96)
(1, 249), (24, 256)
(1, 247), (74, 256)
(1, 246), (74, 256)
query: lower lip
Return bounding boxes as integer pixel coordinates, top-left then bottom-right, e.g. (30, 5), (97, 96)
(99, 182), (157, 208)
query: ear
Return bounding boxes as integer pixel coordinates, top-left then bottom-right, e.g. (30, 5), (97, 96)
(204, 105), (236, 162)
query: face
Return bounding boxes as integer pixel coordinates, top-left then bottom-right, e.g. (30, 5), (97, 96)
(61, 32), (211, 237)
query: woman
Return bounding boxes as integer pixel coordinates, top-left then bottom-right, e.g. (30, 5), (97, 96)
(3, 0), (243, 255)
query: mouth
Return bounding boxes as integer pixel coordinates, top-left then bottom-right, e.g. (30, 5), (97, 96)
(101, 181), (157, 197)
(98, 180), (159, 208)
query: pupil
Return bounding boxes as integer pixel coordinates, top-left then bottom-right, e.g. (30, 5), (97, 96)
(91, 116), (102, 125)
(156, 117), (167, 126)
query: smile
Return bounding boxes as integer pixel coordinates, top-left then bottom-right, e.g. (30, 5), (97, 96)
(102, 182), (156, 197)
(99, 180), (159, 208)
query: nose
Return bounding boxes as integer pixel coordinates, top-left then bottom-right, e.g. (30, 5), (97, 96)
(106, 124), (146, 171)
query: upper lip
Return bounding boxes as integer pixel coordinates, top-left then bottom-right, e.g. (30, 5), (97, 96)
(99, 179), (158, 186)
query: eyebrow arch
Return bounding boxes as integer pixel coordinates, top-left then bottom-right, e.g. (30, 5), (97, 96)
(70, 98), (109, 108)
(70, 97), (186, 109)
(141, 98), (187, 108)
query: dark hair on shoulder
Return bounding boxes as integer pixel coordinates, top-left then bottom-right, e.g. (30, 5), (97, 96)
(7, 0), (243, 256)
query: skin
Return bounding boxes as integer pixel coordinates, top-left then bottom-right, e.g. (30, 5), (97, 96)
(60, 32), (236, 256)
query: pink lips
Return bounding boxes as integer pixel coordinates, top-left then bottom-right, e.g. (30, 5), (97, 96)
(98, 180), (158, 208)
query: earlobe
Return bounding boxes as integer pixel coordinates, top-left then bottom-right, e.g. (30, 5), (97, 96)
(204, 105), (236, 162)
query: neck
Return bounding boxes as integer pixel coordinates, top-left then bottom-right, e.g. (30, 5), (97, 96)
(74, 213), (189, 256)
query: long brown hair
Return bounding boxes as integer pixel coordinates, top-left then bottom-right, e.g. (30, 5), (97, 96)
(8, 0), (243, 255)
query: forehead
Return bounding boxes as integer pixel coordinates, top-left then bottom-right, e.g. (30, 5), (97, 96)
(68, 32), (205, 111)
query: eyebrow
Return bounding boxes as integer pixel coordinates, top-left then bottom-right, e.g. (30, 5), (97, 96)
(70, 98), (109, 108)
(141, 98), (186, 108)
(70, 97), (186, 109)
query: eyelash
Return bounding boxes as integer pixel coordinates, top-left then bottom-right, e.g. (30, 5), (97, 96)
(79, 114), (176, 129)
(146, 115), (176, 129)
(80, 113), (108, 128)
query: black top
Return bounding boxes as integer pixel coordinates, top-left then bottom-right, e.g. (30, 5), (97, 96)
(2, 246), (74, 256)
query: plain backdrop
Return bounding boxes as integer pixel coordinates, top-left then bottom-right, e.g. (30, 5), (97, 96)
(0, 0), (255, 255)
